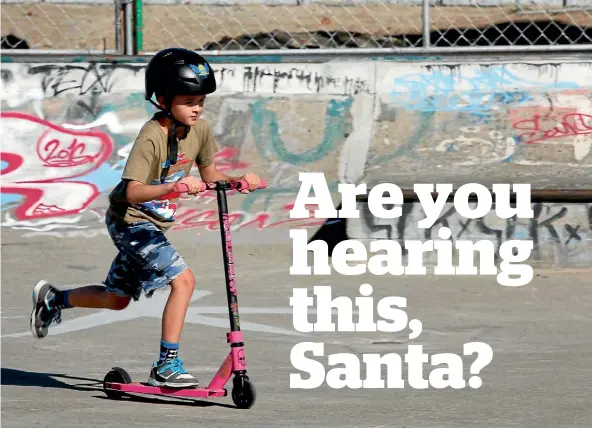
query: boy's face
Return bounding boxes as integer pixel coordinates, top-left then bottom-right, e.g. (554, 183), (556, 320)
(162, 94), (206, 126)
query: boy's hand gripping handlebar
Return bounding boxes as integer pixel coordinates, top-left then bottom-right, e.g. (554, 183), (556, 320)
(172, 179), (268, 193)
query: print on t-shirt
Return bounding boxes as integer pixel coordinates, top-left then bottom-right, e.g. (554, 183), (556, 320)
(137, 151), (191, 221)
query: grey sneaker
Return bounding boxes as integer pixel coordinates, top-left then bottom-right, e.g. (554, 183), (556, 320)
(147, 357), (199, 388)
(30, 280), (62, 338)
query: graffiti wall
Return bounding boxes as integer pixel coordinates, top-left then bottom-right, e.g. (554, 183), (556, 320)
(366, 62), (592, 174)
(1, 59), (591, 256)
(0, 61), (367, 237)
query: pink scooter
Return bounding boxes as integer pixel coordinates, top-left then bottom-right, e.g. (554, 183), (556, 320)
(102, 178), (267, 409)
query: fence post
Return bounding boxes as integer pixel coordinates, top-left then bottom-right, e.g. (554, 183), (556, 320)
(115, 0), (123, 54)
(123, 0), (134, 54)
(135, 0), (143, 53)
(422, 0), (430, 48)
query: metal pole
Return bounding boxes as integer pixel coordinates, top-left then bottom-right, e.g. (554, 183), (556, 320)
(135, 0), (143, 54)
(114, 0), (122, 54)
(422, 0), (430, 48)
(356, 188), (592, 204)
(124, 0), (134, 55)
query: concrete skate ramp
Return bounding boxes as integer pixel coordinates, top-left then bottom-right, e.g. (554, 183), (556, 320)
(1, 55), (591, 264)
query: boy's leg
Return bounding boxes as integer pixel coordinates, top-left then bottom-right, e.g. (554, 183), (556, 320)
(30, 219), (150, 340)
(30, 253), (133, 339)
(148, 268), (198, 387)
(142, 245), (200, 388)
(161, 268), (195, 345)
(31, 218), (199, 388)
(99, 220), (200, 388)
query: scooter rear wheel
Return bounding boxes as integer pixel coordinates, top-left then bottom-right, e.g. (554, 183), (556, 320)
(103, 367), (132, 400)
(231, 375), (256, 409)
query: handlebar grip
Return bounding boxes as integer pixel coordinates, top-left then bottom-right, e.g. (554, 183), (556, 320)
(172, 182), (190, 193)
(173, 179), (267, 193)
(237, 179), (267, 190)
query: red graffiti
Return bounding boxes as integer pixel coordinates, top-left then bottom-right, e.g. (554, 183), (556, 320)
(1, 152), (24, 175)
(513, 112), (592, 144)
(211, 147), (250, 172)
(507, 106), (576, 124)
(37, 137), (97, 168)
(1, 112), (113, 220)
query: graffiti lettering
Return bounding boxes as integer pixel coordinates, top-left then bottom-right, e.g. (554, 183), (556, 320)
(221, 212), (238, 294)
(27, 63), (145, 96)
(216, 66), (235, 87)
(371, 87), (592, 169)
(251, 97), (353, 166)
(433, 126), (516, 165)
(514, 113), (592, 144)
(243, 66), (372, 95)
(389, 66), (578, 114)
(1, 112), (113, 220)
(359, 202), (592, 263)
(565, 224), (581, 245)
(37, 137), (97, 168)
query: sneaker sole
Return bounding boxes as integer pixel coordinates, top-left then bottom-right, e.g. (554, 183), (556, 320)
(30, 280), (50, 339)
(147, 378), (199, 389)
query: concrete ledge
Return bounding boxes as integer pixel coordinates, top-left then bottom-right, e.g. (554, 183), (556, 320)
(355, 188), (592, 203)
(342, 188), (592, 268)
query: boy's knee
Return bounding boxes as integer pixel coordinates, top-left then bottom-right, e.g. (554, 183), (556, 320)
(111, 294), (132, 310)
(171, 269), (195, 294)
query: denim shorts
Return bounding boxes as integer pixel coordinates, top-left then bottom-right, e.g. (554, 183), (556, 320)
(103, 215), (188, 301)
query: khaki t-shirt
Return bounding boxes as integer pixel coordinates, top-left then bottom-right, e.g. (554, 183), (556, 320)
(107, 114), (218, 231)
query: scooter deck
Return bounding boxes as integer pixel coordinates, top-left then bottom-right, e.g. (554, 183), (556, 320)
(104, 382), (228, 397)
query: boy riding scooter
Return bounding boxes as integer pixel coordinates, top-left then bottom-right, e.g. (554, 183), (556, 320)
(30, 48), (263, 389)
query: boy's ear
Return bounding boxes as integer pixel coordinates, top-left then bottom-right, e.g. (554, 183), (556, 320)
(156, 95), (167, 109)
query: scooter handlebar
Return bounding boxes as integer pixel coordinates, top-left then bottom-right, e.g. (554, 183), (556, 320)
(173, 179), (267, 193)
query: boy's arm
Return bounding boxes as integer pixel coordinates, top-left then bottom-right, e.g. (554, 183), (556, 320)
(120, 137), (177, 204)
(126, 180), (175, 205)
(198, 162), (261, 193)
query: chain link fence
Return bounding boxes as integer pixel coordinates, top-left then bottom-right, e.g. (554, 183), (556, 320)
(1, 0), (592, 53)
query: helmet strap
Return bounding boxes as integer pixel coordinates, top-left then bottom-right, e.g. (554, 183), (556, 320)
(150, 96), (190, 182)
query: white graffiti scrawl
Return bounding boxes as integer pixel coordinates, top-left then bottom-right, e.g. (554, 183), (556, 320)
(1, 112), (113, 220)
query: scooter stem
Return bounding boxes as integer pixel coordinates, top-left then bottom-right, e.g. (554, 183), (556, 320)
(215, 181), (247, 374)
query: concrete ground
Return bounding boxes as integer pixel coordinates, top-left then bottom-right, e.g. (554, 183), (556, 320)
(2, 224), (592, 427)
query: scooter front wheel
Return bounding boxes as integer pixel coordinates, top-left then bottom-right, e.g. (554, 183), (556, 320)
(231, 375), (256, 409)
(103, 367), (132, 400)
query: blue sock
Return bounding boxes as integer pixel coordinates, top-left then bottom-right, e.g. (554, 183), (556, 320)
(52, 290), (72, 310)
(159, 340), (179, 363)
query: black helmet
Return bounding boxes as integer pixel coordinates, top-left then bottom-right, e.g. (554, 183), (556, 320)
(144, 48), (217, 171)
(145, 47), (216, 103)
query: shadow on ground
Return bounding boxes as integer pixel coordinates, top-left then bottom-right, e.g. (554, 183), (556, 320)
(1, 367), (102, 392)
(1, 367), (236, 408)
